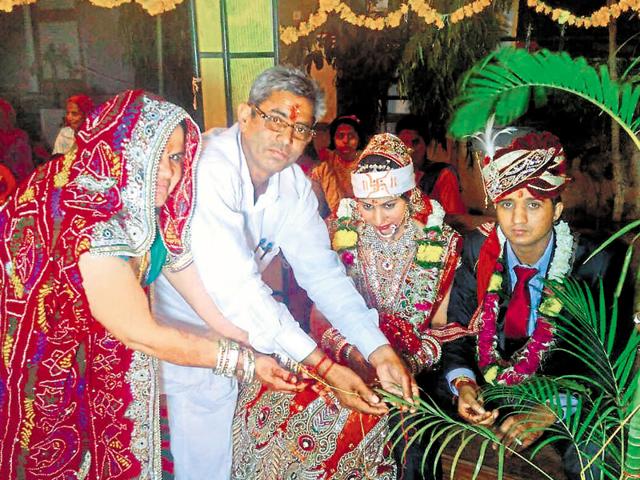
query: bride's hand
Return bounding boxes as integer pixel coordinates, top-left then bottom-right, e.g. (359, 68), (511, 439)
(254, 354), (305, 392)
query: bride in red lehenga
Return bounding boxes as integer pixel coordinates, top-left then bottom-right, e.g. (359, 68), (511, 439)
(232, 133), (469, 480)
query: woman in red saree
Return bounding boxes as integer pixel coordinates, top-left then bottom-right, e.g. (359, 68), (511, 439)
(0, 98), (34, 184)
(0, 90), (284, 480)
(232, 134), (469, 479)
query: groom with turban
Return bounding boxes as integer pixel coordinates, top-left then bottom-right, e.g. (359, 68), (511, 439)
(442, 129), (632, 480)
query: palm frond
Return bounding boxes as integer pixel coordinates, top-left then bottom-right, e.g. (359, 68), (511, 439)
(448, 47), (640, 150)
(626, 389), (640, 476)
(548, 279), (640, 401)
(380, 391), (557, 480)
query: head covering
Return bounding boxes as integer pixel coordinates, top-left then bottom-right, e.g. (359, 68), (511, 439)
(351, 133), (416, 199)
(67, 89), (200, 270)
(328, 114), (366, 150)
(67, 94), (95, 116)
(476, 127), (570, 202)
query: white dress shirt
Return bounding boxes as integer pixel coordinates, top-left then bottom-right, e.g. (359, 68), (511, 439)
(155, 123), (387, 367)
(152, 124), (389, 479)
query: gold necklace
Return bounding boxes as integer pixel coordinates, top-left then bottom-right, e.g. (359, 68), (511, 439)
(359, 222), (416, 312)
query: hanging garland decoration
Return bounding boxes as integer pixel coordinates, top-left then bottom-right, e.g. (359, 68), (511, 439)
(0, 0), (183, 15)
(279, 0), (493, 45)
(280, 0), (640, 45)
(526, 0), (640, 28)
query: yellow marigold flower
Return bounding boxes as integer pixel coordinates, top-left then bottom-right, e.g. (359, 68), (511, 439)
(484, 365), (499, 385)
(488, 273), (503, 292)
(539, 297), (563, 317)
(417, 244), (443, 264)
(527, 0), (537, 6)
(332, 229), (358, 251)
(400, 3), (409, 14)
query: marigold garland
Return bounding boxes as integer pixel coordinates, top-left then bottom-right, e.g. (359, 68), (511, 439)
(280, 0), (640, 45)
(0, 0), (183, 15)
(280, 0), (493, 45)
(527, 0), (640, 29)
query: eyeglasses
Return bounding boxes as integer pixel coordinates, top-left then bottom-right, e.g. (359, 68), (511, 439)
(252, 104), (315, 141)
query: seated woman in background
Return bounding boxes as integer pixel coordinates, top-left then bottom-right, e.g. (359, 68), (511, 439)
(232, 134), (469, 480)
(0, 97), (34, 184)
(52, 93), (95, 155)
(0, 162), (16, 204)
(310, 115), (365, 215)
(0, 90), (289, 479)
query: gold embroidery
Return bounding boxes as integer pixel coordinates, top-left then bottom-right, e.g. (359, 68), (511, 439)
(54, 147), (77, 188)
(2, 334), (13, 368)
(18, 188), (34, 204)
(9, 269), (24, 299)
(37, 283), (53, 334)
(19, 398), (36, 449)
(59, 352), (73, 370)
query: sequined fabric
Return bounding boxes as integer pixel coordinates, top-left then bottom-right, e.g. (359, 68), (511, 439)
(0, 90), (200, 479)
(232, 210), (462, 480)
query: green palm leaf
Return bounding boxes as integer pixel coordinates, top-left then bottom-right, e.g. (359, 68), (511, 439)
(381, 391), (556, 480)
(448, 47), (640, 150)
(549, 279), (640, 400)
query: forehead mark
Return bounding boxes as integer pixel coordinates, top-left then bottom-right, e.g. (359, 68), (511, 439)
(517, 190), (524, 198)
(289, 104), (300, 122)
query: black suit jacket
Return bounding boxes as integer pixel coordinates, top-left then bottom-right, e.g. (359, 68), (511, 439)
(442, 227), (633, 394)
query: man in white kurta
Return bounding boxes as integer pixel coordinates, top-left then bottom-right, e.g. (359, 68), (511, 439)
(153, 66), (416, 480)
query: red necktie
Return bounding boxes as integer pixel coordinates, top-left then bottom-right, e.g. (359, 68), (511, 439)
(503, 265), (538, 339)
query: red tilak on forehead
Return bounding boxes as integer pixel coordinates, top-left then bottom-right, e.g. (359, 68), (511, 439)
(517, 190), (524, 198)
(289, 104), (300, 122)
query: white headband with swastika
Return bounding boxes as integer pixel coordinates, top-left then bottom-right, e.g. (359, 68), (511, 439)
(351, 164), (415, 199)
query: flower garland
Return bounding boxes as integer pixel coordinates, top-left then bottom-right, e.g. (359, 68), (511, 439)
(333, 197), (447, 270)
(332, 197), (450, 372)
(478, 221), (574, 386)
(415, 201), (446, 268)
(279, 0), (640, 45)
(526, 0), (640, 29)
(280, 0), (494, 45)
(0, 0), (184, 15)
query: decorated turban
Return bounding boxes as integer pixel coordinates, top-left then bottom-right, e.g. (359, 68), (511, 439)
(477, 129), (570, 202)
(351, 133), (416, 199)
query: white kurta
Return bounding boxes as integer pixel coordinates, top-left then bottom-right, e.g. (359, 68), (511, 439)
(153, 124), (388, 480)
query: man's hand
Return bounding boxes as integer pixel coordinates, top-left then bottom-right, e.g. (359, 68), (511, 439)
(457, 383), (498, 426)
(368, 345), (418, 404)
(255, 354), (304, 392)
(323, 362), (388, 416)
(497, 405), (556, 452)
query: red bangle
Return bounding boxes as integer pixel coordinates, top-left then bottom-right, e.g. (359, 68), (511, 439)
(320, 360), (336, 379)
(314, 354), (330, 373)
